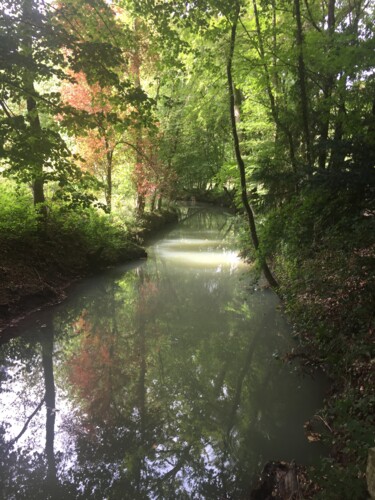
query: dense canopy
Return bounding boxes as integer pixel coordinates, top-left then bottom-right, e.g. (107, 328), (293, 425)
(0, 0), (374, 496)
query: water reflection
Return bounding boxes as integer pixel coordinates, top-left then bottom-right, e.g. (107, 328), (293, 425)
(0, 206), (324, 499)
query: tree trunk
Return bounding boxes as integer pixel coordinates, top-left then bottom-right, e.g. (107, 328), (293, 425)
(318, 0), (336, 170)
(329, 84), (346, 169)
(294, 0), (313, 177)
(106, 162), (112, 212)
(104, 138), (113, 212)
(132, 18), (146, 216)
(27, 91), (45, 207)
(157, 195), (162, 211)
(22, 0), (46, 210)
(227, 2), (278, 289)
(252, 0), (299, 185)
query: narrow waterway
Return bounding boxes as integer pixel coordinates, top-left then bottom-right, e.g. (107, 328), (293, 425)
(0, 205), (324, 499)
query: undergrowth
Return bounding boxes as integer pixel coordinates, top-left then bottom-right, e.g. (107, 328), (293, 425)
(240, 186), (375, 498)
(0, 181), (138, 260)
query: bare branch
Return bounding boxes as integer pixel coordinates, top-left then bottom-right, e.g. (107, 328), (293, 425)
(6, 397), (45, 450)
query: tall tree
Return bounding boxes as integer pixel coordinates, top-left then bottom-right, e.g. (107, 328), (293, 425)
(294, 0), (312, 177)
(0, 0), (71, 210)
(226, 0), (278, 288)
(0, 0), (129, 212)
(60, 72), (124, 212)
(21, 0), (46, 208)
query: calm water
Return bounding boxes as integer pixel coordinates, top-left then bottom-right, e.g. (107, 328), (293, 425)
(0, 206), (324, 499)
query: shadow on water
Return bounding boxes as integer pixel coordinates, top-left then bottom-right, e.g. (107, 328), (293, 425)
(0, 206), (326, 499)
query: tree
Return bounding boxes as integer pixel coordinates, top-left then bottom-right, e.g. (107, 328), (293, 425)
(0, 0), (129, 213)
(0, 0), (70, 210)
(60, 71), (125, 212)
(226, 0), (278, 288)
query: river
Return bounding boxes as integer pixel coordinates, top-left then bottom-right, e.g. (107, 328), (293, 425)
(0, 205), (324, 499)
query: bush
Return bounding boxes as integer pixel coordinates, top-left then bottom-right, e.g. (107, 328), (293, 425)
(0, 181), (37, 240)
(48, 204), (123, 247)
(0, 180), (141, 269)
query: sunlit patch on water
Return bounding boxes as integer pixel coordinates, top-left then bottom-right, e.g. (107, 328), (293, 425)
(155, 249), (245, 268)
(152, 237), (246, 271)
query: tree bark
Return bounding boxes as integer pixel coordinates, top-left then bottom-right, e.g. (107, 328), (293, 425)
(227, 2), (278, 289)
(329, 81), (346, 169)
(294, 0), (313, 177)
(22, 0), (46, 210)
(132, 18), (146, 216)
(318, 0), (336, 170)
(104, 135), (113, 212)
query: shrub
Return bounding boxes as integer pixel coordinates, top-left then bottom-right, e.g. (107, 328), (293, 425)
(0, 181), (37, 240)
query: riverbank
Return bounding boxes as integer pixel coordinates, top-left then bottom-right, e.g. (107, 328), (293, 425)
(231, 181), (374, 498)
(276, 244), (375, 499)
(0, 208), (178, 335)
(0, 204), (326, 498)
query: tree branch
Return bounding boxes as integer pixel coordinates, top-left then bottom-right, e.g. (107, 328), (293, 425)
(6, 397), (45, 450)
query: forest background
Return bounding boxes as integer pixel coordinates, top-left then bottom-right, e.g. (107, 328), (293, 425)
(0, 0), (374, 496)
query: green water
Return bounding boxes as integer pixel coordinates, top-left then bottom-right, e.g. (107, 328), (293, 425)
(0, 206), (324, 499)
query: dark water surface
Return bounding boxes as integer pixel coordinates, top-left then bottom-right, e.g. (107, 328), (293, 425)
(0, 206), (324, 499)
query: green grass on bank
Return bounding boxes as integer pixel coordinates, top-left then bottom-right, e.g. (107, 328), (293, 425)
(0, 181), (146, 267)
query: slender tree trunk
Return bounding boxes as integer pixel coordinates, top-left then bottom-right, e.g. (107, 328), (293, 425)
(27, 88), (45, 207)
(132, 18), (146, 216)
(22, 0), (46, 210)
(318, 0), (336, 170)
(106, 161), (112, 212)
(294, 0), (313, 177)
(150, 190), (157, 212)
(157, 195), (162, 211)
(104, 138), (113, 212)
(227, 2), (278, 289)
(329, 81), (347, 169)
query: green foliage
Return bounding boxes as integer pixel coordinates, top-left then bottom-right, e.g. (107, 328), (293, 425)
(52, 169), (108, 211)
(0, 181), (37, 239)
(312, 460), (368, 500)
(311, 389), (374, 498)
(0, 0), (151, 209)
(0, 0), (374, 493)
(156, 76), (231, 193)
(0, 180), (138, 267)
(47, 204), (129, 256)
(257, 183), (375, 495)
(260, 186), (374, 261)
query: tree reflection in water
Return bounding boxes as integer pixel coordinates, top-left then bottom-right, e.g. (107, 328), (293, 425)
(0, 207), (324, 499)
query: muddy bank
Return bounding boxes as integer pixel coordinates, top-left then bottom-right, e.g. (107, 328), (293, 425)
(0, 210), (178, 335)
